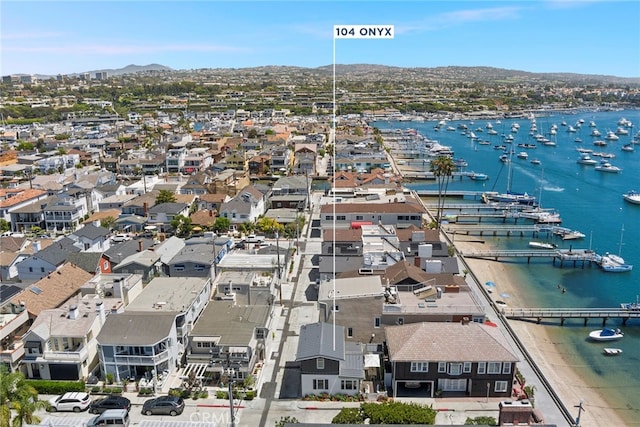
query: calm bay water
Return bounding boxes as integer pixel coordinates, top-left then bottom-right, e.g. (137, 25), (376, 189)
(374, 109), (640, 424)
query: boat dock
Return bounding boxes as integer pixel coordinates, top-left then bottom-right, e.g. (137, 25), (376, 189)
(444, 224), (548, 237)
(460, 248), (598, 267)
(502, 307), (640, 326)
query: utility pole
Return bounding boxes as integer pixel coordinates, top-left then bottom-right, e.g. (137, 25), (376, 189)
(275, 231), (282, 305)
(574, 399), (585, 426)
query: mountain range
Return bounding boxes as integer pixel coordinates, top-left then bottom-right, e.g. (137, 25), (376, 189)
(26, 63), (640, 85)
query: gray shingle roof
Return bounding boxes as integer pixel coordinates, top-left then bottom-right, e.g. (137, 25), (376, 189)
(97, 312), (178, 345)
(104, 238), (155, 264)
(148, 202), (188, 214)
(296, 322), (344, 362)
(36, 237), (81, 266)
(190, 301), (270, 346)
(72, 223), (110, 240)
(65, 252), (102, 273)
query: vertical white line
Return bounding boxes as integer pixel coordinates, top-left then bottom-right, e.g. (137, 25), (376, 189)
(332, 34), (337, 352)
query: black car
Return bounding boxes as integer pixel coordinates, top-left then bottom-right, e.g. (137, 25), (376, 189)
(88, 396), (131, 414)
(141, 396), (185, 416)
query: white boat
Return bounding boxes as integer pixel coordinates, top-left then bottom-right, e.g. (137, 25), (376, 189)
(530, 159), (541, 165)
(623, 190), (640, 205)
(589, 328), (624, 341)
(470, 172), (489, 181)
(561, 230), (586, 240)
(595, 161), (621, 173)
(589, 121), (597, 127)
(577, 153), (598, 165)
(600, 226), (633, 272)
(603, 348), (623, 356)
(591, 129), (602, 137)
(567, 126), (577, 133)
(620, 296), (640, 311)
(528, 241), (558, 249)
(615, 127), (629, 135)
(517, 152), (528, 159)
(621, 144), (634, 152)
(605, 131), (620, 141)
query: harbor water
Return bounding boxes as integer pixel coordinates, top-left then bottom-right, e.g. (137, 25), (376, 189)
(374, 109), (640, 424)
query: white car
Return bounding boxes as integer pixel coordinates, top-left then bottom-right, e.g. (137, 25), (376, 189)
(48, 392), (91, 412)
(111, 234), (130, 243)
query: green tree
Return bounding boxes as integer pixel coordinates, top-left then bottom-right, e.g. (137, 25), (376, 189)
(430, 156), (455, 231)
(256, 217), (284, 236)
(0, 219), (9, 233)
(214, 216), (231, 233)
(332, 407), (364, 424)
(100, 216), (116, 230)
(0, 367), (48, 427)
(331, 401), (437, 424)
(170, 215), (192, 237)
(155, 190), (177, 205)
(465, 416), (498, 426)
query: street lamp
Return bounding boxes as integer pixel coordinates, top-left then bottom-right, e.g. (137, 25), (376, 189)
(210, 350), (239, 427)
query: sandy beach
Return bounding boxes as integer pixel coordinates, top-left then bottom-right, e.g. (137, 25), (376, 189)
(453, 236), (630, 426)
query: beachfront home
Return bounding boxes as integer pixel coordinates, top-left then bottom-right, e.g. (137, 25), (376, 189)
(385, 321), (519, 398)
(319, 195), (425, 229)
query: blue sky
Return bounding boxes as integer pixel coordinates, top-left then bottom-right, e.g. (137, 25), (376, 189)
(2, 1), (639, 77)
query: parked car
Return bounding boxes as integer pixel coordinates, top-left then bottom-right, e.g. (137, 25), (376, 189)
(48, 392), (91, 412)
(141, 396), (185, 416)
(87, 408), (130, 427)
(111, 234), (130, 243)
(89, 396), (131, 414)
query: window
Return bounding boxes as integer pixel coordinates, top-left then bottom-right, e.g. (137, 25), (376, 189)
(448, 363), (462, 375)
(256, 329), (265, 340)
(313, 379), (328, 390)
(347, 327), (353, 338)
(326, 215), (334, 220)
(194, 265), (205, 271)
(374, 317), (381, 328)
(174, 265), (185, 272)
(316, 358), (325, 370)
(463, 362), (472, 373)
(397, 317), (404, 325)
(477, 362), (486, 374)
(355, 215), (363, 221)
(495, 380), (509, 393)
(336, 215), (346, 221)
(410, 362), (428, 372)
(40, 267), (45, 273)
(488, 362), (502, 374)
(333, 305), (339, 312)
(438, 362), (446, 373)
(29, 267), (33, 272)
(502, 363), (511, 374)
(341, 380), (357, 390)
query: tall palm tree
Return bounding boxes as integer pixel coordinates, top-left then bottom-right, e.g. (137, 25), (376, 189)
(430, 156), (455, 230)
(0, 367), (47, 427)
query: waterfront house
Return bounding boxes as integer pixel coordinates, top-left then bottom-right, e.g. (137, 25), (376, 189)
(319, 195), (426, 229)
(296, 322), (365, 397)
(385, 321), (519, 398)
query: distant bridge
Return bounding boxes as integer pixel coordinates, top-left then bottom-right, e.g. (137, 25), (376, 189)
(502, 307), (640, 326)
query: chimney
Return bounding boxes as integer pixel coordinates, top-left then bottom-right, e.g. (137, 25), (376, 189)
(209, 210), (213, 217)
(138, 240), (143, 252)
(32, 241), (42, 253)
(461, 317), (470, 325)
(69, 305), (79, 320)
(143, 202), (149, 216)
(96, 300), (106, 323)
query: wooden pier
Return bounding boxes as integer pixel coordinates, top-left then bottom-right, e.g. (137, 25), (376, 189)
(444, 225), (547, 237)
(459, 248), (598, 267)
(502, 307), (640, 326)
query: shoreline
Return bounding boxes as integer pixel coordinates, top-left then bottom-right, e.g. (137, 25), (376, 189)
(451, 235), (631, 426)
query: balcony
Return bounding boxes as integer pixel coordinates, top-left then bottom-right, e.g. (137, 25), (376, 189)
(43, 344), (89, 363)
(114, 350), (171, 366)
(0, 341), (25, 365)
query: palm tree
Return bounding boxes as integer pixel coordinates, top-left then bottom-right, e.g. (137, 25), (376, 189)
(0, 367), (47, 427)
(430, 156), (455, 230)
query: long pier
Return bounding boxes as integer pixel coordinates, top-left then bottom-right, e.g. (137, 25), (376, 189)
(445, 225), (545, 236)
(502, 307), (640, 326)
(459, 248), (598, 267)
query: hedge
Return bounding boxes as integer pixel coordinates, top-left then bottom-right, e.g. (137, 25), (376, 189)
(26, 379), (85, 395)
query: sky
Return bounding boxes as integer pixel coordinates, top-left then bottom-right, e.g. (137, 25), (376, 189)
(1, 1), (639, 78)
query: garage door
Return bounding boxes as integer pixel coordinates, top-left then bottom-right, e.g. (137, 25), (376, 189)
(438, 378), (466, 392)
(49, 364), (79, 380)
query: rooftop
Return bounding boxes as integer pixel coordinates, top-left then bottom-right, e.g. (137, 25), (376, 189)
(125, 276), (210, 313)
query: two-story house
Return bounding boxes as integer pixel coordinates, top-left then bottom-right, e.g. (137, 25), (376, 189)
(43, 194), (89, 232)
(219, 186), (265, 226)
(68, 224), (111, 252)
(16, 237), (81, 282)
(296, 322), (364, 397)
(319, 195), (426, 229)
(147, 202), (190, 232)
(385, 321), (519, 398)
(293, 144), (317, 175)
(185, 301), (273, 384)
(167, 244), (215, 278)
(20, 300), (106, 380)
(0, 188), (48, 228)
